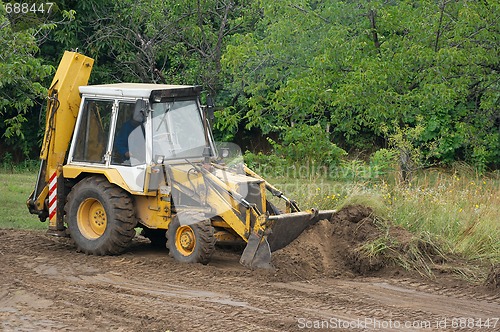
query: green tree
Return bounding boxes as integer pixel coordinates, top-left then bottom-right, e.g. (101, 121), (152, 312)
(0, 3), (53, 158)
(54, 0), (256, 95)
(222, 0), (500, 168)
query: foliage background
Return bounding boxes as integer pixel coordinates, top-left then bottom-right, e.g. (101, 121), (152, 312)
(0, 0), (498, 170)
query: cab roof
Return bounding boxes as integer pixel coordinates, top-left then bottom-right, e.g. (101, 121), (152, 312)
(79, 83), (200, 99)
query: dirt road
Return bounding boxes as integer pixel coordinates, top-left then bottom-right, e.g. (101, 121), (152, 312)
(1, 228), (499, 332)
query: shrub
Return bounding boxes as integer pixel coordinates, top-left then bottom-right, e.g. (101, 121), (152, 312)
(269, 124), (346, 167)
(370, 148), (399, 176)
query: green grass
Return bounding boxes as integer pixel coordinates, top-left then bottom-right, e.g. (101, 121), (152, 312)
(387, 171), (500, 264)
(0, 172), (46, 230)
(265, 167), (500, 266)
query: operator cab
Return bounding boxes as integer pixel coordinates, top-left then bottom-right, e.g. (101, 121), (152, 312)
(67, 83), (215, 192)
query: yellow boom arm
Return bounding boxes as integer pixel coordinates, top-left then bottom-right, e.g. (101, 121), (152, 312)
(27, 52), (94, 232)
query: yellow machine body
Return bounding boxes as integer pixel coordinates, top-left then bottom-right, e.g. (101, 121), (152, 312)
(27, 51), (335, 268)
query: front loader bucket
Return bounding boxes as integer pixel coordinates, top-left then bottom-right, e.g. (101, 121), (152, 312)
(240, 209), (336, 269)
(267, 209), (336, 252)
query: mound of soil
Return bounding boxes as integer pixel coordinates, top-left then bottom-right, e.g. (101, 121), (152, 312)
(272, 205), (422, 281)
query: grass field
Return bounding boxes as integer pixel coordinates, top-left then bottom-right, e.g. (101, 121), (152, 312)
(0, 172), (46, 230)
(265, 167), (500, 266)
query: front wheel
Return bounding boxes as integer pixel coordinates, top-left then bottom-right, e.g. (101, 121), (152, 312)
(65, 176), (137, 255)
(166, 212), (216, 264)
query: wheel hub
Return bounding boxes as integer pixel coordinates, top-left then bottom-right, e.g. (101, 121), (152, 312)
(78, 198), (107, 239)
(176, 226), (196, 256)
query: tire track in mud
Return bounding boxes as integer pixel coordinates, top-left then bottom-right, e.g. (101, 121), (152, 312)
(1, 230), (499, 331)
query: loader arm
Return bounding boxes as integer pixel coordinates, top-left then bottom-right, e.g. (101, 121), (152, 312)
(168, 162), (335, 269)
(168, 163), (266, 241)
(27, 52), (94, 233)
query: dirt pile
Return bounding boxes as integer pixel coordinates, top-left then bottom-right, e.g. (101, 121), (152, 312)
(272, 205), (429, 280)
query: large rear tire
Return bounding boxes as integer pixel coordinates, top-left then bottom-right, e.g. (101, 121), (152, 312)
(65, 176), (137, 255)
(166, 212), (215, 264)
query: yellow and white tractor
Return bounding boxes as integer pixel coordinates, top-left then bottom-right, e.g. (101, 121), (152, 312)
(27, 51), (335, 268)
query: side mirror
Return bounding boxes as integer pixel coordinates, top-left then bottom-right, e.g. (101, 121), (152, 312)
(206, 95), (215, 121)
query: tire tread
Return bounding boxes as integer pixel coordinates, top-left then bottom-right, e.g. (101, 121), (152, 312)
(64, 176), (137, 255)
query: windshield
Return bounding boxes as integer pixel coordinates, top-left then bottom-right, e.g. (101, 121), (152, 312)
(151, 99), (207, 160)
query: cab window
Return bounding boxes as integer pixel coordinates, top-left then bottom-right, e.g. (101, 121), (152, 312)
(111, 101), (146, 166)
(72, 99), (113, 163)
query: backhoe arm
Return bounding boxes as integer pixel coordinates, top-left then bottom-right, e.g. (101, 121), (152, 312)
(27, 52), (94, 232)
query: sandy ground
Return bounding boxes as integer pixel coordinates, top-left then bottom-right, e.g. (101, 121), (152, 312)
(1, 207), (499, 331)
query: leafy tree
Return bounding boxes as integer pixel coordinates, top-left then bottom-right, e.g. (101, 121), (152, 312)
(269, 124), (346, 166)
(0, 2), (53, 158)
(49, 0), (256, 95)
(222, 0), (499, 169)
(1, 0), (498, 169)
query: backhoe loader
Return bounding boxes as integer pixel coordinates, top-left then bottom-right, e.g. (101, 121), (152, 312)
(27, 51), (335, 268)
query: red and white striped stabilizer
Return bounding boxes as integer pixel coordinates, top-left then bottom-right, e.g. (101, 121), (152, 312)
(48, 171), (57, 221)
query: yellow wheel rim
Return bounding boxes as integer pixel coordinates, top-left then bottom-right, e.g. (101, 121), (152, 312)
(77, 198), (107, 239)
(175, 225), (196, 256)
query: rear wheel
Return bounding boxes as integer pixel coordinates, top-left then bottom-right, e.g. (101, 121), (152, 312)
(166, 212), (215, 264)
(65, 176), (137, 255)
